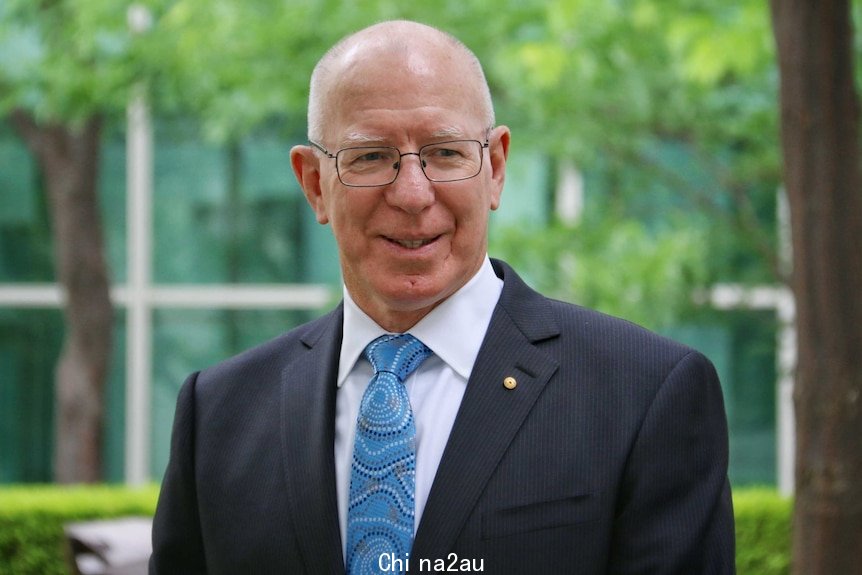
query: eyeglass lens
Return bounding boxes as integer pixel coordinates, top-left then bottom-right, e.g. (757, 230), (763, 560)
(336, 140), (483, 186)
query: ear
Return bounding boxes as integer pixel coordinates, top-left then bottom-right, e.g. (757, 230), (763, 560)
(291, 145), (329, 224)
(487, 125), (510, 211)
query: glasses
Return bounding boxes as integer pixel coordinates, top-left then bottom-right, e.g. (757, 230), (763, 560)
(309, 138), (489, 187)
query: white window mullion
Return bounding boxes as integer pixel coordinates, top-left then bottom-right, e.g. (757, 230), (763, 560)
(125, 85), (154, 486)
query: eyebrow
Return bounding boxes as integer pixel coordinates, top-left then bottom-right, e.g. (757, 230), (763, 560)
(428, 126), (466, 139)
(340, 132), (385, 146)
(339, 126), (469, 147)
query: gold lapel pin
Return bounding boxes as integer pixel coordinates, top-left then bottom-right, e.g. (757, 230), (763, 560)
(503, 376), (517, 390)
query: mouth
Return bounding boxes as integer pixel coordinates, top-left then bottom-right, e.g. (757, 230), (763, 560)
(385, 236), (440, 249)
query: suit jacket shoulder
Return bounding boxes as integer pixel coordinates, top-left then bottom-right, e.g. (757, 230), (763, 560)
(491, 257), (698, 384)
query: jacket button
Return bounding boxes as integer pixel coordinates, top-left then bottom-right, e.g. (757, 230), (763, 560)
(503, 376), (517, 390)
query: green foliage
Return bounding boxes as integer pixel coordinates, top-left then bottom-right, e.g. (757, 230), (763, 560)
(734, 488), (793, 575)
(144, 0), (328, 140)
(491, 214), (708, 330)
(0, 0), (807, 288)
(0, 0), (146, 123)
(0, 485), (159, 575)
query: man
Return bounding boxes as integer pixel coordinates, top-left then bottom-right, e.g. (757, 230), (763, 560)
(150, 20), (735, 574)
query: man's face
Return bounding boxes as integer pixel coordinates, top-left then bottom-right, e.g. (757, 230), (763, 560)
(293, 41), (509, 331)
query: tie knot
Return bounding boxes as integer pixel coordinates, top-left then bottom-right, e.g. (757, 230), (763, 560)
(364, 333), (433, 382)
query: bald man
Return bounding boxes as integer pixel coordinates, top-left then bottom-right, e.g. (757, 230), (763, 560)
(150, 20), (735, 575)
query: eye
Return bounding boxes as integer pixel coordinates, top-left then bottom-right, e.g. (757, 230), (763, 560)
(426, 146), (464, 159)
(355, 151), (388, 162)
(340, 147), (397, 169)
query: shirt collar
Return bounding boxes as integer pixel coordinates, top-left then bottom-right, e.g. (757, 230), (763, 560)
(337, 256), (503, 386)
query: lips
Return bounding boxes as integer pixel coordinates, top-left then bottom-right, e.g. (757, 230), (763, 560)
(386, 236), (439, 249)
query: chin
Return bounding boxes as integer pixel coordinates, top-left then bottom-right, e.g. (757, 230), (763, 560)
(384, 287), (446, 311)
(383, 278), (460, 311)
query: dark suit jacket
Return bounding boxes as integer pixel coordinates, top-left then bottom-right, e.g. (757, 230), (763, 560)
(150, 259), (735, 574)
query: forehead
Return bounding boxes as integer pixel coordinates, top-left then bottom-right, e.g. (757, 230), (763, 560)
(322, 39), (485, 142)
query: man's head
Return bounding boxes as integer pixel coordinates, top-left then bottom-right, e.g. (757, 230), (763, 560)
(291, 20), (510, 332)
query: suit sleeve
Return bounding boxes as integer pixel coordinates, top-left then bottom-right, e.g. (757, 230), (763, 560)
(149, 372), (208, 574)
(608, 351), (736, 574)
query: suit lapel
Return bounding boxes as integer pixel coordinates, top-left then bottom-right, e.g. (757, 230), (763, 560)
(281, 306), (346, 574)
(413, 261), (561, 559)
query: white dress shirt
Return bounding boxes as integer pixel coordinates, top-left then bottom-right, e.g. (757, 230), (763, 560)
(334, 256), (503, 555)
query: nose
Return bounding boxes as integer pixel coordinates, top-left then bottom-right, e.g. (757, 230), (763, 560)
(385, 153), (434, 214)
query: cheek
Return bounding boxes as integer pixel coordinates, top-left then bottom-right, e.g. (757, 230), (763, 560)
(455, 190), (495, 226)
(328, 196), (372, 247)
(451, 204), (491, 250)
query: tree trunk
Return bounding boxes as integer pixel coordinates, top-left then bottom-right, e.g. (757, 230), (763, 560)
(10, 110), (113, 484)
(769, 1), (862, 573)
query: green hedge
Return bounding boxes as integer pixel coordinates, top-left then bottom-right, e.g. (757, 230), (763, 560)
(0, 485), (159, 575)
(734, 488), (793, 575)
(0, 485), (789, 574)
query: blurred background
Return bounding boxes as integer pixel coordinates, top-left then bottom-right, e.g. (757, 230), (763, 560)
(0, 0), (842, 494)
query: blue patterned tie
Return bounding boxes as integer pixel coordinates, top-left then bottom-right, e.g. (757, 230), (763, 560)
(346, 333), (433, 575)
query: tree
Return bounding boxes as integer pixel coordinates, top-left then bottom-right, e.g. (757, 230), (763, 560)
(0, 0), (128, 482)
(770, 1), (862, 572)
(8, 112), (111, 484)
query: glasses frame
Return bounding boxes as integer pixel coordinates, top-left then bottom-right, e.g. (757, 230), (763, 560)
(308, 136), (491, 188)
